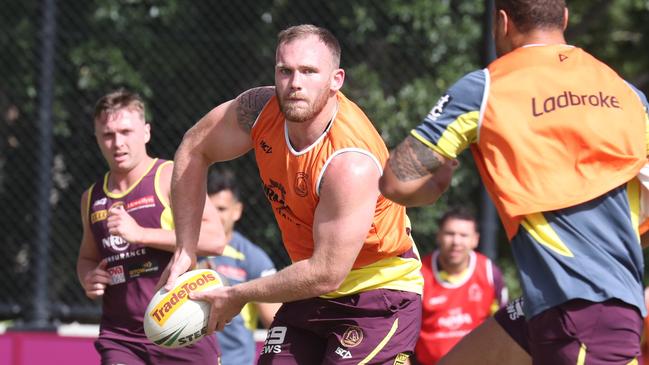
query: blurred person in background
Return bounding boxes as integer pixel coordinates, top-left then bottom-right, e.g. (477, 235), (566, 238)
(198, 167), (280, 365)
(76, 88), (225, 364)
(413, 207), (507, 365)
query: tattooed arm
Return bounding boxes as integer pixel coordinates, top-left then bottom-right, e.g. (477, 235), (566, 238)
(163, 87), (275, 289)
(379, 135), (457, 207)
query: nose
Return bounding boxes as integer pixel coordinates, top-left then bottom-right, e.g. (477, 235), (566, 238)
(289, 71), (303, 90)
(114, 133), (125, 147)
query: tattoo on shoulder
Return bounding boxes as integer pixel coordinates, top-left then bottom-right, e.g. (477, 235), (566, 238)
(389, 136), (444, 181)
(235, 86), (275, 132)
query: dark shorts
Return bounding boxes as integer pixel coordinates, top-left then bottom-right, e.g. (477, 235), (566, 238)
(95, 335), (220, 365)
(257, 289), (421, 365)
(528, 298), (642, 365)
(496, 297), (643, 365)
(494, 297), (530, 354)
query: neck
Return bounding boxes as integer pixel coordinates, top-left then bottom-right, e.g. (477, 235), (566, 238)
(514, 29), (566, 48)
(224, 230), (234, 244)
(286, 96), (338, 151)
(108, 156), (155, 192)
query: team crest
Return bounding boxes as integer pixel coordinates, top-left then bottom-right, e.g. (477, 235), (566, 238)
(393, 353), (409, 365)
(341, 326), (363, 348)
(468, 283), (483, 302)
(294, 172), (309, 197)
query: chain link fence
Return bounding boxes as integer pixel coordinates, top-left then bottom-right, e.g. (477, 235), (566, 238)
(1, 0), (523, 327)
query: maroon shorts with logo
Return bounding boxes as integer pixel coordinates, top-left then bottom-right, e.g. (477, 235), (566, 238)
(94, 335), (219, 365)
(494, 297), (530, 354)
(496, 297), (642, 365)
(258, 289), (421, 365)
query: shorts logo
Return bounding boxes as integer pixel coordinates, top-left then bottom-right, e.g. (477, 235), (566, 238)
(294, 172), (309, 197)
(393, 353), (409, 365)
(335, 347), (352, 359)
(261, 326), (286, 355)
(507, 297), (525, 321)
(341, 325), (363, 348)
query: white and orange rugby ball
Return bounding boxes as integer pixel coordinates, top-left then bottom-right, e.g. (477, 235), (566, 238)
(143, 269), (224, 348)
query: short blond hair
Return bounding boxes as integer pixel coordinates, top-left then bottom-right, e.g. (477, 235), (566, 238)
(94, 88), (145, 123)
(277, 24), (341, 68)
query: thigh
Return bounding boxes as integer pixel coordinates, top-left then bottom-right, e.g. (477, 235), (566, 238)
(528, 299), (642, 365)
(148, 335), (220, 365)
(320, 290), (421, 365)
(438, 316), (531, 365)
(95, 338), (146, 365)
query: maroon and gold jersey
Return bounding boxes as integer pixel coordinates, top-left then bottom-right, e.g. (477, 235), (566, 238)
(86, 158), (173, 342)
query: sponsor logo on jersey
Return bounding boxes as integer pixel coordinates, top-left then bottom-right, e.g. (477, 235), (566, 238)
(438, 308), (473, 330)
(93, 197), (107, 208)
(531, 91), (621, 117)
(108, 265), (126, 285)
(125, 195), (155, 212)
(428, 295), (447, 306)
(102, 235), (130, 252)
(150, 272), (220, 326)
(264, 179), (299, 226)
(426, 94), (451, 122)
(128, 260), (159, 279)
(341, 325), (364, 348)
(106, 248), (146, 263)
(91, 209), (108, 223)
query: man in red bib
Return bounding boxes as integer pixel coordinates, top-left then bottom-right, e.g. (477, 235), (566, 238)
(414, 208), (507, 365)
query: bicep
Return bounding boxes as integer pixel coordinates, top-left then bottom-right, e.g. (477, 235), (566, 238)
(312, 153), (381, 272)
(183, 100), (254, 163)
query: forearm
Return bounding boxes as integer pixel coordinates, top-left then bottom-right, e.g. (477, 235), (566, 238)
(76, 257), (98, 285)
(381, 136), (455, 206)
(171, 136), (211, 254)
(231, 259), (342, 304)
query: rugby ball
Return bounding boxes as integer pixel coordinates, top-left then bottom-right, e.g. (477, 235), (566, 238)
(143, 268), (224, 348)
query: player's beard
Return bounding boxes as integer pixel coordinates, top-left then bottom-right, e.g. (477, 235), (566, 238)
(278, 87), (330, 123)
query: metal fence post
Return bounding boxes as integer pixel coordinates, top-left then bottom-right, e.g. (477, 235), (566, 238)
(26, 0), (58, 329)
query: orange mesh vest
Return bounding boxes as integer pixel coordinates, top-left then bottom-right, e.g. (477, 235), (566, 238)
(251, 92), (413, 268)
(473, 45), (646, 238)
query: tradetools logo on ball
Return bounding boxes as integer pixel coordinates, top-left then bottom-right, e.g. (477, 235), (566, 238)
(149, 272), (221, 326)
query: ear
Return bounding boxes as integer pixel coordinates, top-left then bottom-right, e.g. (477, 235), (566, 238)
(144, 122), (151, 144)
(497, 9), (509, 36)
(330, 68), (345, 92)
(562, 7), (569, 31)
(232, 201), (243, 223)
(470, 233), (480, 250)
